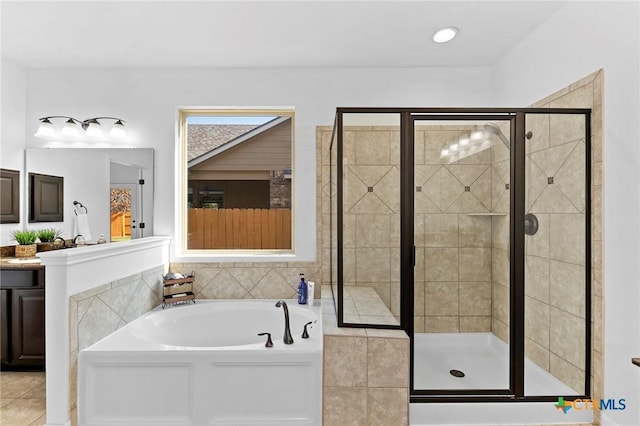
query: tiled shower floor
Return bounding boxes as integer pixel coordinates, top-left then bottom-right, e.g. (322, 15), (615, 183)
(414, 332), (579, 395)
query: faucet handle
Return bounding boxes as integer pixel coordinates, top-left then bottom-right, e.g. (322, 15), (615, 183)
(258, 332), (274, 348)
(302, 321), (315, 339)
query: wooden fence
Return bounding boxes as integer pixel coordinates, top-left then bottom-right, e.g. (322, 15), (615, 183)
(188, 208), (291, 249)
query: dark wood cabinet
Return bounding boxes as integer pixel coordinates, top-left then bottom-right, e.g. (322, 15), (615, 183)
(0, 267), (45, 370)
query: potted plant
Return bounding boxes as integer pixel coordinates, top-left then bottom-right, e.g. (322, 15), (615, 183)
(10, 229), (38, 257)
(36, 228), (63, 252)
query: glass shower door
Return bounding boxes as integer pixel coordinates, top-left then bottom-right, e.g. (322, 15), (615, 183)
(523, 111), (589, 397)
(412, 116), (512, 393)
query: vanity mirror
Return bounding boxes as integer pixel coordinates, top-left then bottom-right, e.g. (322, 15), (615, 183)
(25, 148), (154, 242)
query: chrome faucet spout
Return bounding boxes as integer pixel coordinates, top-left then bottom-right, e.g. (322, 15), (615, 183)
(275, 300), (294, 344)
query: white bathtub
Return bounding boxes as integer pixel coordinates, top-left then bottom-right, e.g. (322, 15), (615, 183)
(78, 299), (323, 426)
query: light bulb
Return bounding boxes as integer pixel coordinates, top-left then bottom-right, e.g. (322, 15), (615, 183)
(34, 118), (56, 138)
(459, 137), (470, 147)
(450, 143), (459, 152)
(109, 120), (127, 139)
(61, 119), (79, 138)
(440, 149), (449, 157)
(471, 130), (484, 141)
(433, 27), (458, 44)
(85, 121), (104, 138)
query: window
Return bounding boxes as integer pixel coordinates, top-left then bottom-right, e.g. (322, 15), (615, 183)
(179, 109), (294, 253)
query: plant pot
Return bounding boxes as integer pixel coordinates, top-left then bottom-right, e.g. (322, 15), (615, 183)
(37, 242), (54, 252)
(15, 244), (37, 258)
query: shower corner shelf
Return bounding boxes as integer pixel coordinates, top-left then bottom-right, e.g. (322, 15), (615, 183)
(162, 272), (196, 308)
(467, 212), (508, 216)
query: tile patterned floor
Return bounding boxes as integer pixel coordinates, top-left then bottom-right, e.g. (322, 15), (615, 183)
(0, 371), (46, 426)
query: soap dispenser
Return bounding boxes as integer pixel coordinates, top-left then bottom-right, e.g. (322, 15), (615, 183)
(297, 273), (307, 304)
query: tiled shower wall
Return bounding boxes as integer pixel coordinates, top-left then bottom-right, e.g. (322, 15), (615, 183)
(319, 124), (497, 331)
(337, 127), (401, 321)
(414, 125), (496, 333)
(490, 70), (604, 399)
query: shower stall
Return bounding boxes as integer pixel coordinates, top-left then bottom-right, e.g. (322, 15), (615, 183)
(327, 107), (591, 403)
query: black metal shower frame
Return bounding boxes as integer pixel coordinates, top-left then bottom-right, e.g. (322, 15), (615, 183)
(330, 107), (592, 403)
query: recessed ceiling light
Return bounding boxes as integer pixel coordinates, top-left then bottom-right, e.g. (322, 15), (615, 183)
(433, 27), (458, 44)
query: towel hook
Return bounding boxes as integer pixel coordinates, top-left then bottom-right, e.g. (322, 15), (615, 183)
(73, 201), (88, 215)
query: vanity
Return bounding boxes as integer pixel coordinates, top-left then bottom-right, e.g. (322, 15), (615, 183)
(0, 259), (45, 370)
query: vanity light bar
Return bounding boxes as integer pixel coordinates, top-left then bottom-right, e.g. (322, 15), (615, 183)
(35, 116), (127, 140)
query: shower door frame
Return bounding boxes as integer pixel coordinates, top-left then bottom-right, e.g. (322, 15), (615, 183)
(332, 107), (592, 404)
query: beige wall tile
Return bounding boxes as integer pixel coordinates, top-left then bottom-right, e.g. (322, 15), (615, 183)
(549, 307), (586, 370)
(367, 388), (408, 426)
(355, 213), (390, 248)
(423, 167), (464, 212)
(525, 296), (550, 348)
(550, 214), (586, 265)
(549, 113), (586, 147)
(459, 214), (491, 248)
(550, 260), (586, 318)
(491, 215), (509, 251)
(525, 113), (550, 153)
(525, 255), (550, 303)
(78, 297), (121, 351)
(550, 83), (594, 109)
(492, 318), (509, 343)
(459, 282), (491, 316)
(424, 316), (459, 333)
(323, 336), (367, 387)
(424, 214), (458, 247)
(355, 131), (391, 165)
(550, 353), (585, 395)
(424, 130), (458, 164)
(424, 248), (458, 281)
(492, 282), (510, 324)
(323, 386), (367, 426)
(492, 248), (509, 286)
(525, 337), (550, 371)
(368, 337), (409, 388)
(459, 248), (491, 281)
(460, 316), (491, 332)
(413, 281), (425, 316)
(372, 167), (401, 214)
(356, 248), (390, 282)
(425, 282), (458, 316)
(525, 213), (550, 258)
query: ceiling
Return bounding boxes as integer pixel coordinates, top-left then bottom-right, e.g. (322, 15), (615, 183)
(0, 0), (568, 68)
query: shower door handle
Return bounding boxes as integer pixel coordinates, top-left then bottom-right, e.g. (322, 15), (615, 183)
(412, 245), (416, 267)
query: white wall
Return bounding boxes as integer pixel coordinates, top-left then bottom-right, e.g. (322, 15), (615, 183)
(0, 58), (27, 245)
(23, 66), (492, 261)
(492, 2), (640, 425)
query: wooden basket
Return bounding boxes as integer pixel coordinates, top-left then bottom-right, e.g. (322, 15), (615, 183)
(15, 244), (37, 258)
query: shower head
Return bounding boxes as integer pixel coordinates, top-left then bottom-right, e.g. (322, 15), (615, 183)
(484, 122), (510, 150)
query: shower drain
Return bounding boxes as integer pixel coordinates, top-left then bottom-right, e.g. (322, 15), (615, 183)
(449, 369), (465, 378)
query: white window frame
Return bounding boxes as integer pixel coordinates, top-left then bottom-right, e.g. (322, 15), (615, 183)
(175, 107), (297, 261)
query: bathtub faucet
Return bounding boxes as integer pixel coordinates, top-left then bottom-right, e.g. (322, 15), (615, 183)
(275, 300), (294, 344)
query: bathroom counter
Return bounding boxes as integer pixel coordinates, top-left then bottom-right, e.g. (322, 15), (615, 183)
(0, 257), (44, 269)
